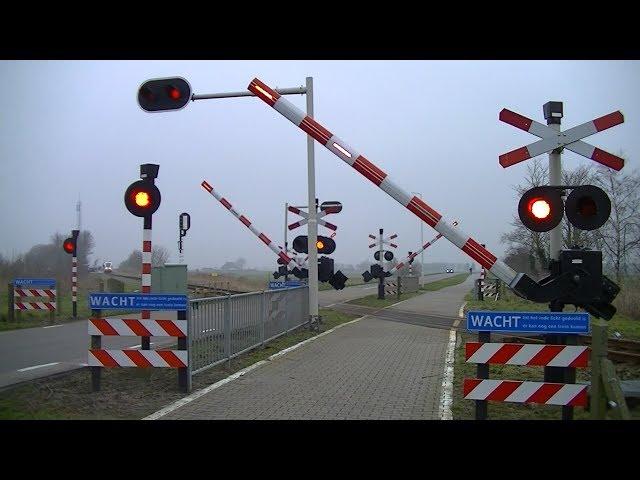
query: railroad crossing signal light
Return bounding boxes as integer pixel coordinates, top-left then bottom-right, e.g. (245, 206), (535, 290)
(518, 186), (564, 232)
(518, 185), (611, 233)
(565, 185), (611, 231)
(374, 250), (394, 261)
(62, 229), (79, 255)
(329, 269), (348, 290)
(408, 251), (414, 264)
(292, 235), (336, 254)
(137, 77), (192, 112)
(124, 180), (161, 217)
(63, 238), (75, 254)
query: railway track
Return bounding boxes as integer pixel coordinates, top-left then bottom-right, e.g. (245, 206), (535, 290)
(106, 272), (245, 295)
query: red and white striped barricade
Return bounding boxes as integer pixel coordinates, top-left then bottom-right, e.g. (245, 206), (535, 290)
(12, 278), (56, 323)
(463, 342), (590, 409)
(88, 292), (190, 393)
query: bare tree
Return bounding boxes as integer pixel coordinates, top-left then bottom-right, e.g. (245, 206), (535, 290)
(152, 246), (171, 266)
(591, 161), (640, 283)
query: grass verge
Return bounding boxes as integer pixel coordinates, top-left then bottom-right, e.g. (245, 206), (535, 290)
(0, 308), (358, 420)
(451, 330), (640, 420)
(464, 287), (640, 341)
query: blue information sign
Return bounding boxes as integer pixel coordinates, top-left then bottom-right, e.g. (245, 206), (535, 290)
(268, 280), (303, 289)
(14, 278), (56, 287)
(466, 310), (590, 334)
(88, 293), (188, 311)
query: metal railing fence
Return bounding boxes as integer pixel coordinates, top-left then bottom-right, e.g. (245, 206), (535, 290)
(189, 286), (309, 374)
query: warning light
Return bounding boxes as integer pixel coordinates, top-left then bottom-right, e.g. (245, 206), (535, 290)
(518, 186), (563, 233)
(135, 191), (150, 207)
(63, 240), (74, 254)
(292, 235), (336, 254)
(124, 180), (161, 217)
(137, 77), (192, 112)
(530, 198), (551, 219)
(565, 185), (611, 231)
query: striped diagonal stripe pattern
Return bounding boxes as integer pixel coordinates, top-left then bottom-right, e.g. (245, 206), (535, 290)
(89, 318), (187, 337)
(463, 378), (588, 407)
(88, 349), (188, 368)
(14, 288), (56, 298)
(465, 342), (589, 367)
(389, 222), (457, 275)
(14, 302), (56, 310)
(201, 180), (299, 271)
(248, 78), (519, 287)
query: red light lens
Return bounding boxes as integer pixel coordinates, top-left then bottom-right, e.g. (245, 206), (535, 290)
(528, 198), (551, 219)
(167, 86), (181, 100)
(64, 241), (74, 253)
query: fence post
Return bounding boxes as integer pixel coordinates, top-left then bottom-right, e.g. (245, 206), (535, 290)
(260, 290), (266, 347)
(224, 294), (231, 367)
(91, 308), (102, 392)
(7, 282), (13, 322)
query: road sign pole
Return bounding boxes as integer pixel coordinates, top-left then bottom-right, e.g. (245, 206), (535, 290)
(306, 77), (320, 331)
(91, 308), (102, 392)
(590, 317), (608, 419)
(476, 331), (490, 420)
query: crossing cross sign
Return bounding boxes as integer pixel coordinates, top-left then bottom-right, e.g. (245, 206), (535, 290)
(499, 108), (625, 170)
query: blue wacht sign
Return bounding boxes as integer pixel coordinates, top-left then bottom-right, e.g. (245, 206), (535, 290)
(466, 310), (590, 334)
(14, 278), (56, 287)
(88, 293), (188, 311)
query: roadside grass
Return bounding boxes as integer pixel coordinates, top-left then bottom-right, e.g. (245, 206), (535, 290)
(0, 308), (358, 420)
(347, 273), (471, 308)
(452, 330), (640, 420)
(420, 273), (470, 292)
(464, 287), (640, 341)
(456, 284), (640, 419)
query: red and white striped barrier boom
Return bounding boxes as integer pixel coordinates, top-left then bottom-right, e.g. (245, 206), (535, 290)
(89, 349), (187, 368)
(248, 78), (520, 289)
(201, 180), (300, 272)
(465, 342), (589, 368)
(463, 379), (588, 407)
(388, 222), (458, 275)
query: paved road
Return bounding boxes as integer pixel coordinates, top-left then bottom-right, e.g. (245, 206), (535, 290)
(317, 272), (458, 307)
(157, 274), (474, 420)
(0, 312), (176, 389)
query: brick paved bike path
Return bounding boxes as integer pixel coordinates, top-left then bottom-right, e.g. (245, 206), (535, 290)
(161, 315), (449, 420)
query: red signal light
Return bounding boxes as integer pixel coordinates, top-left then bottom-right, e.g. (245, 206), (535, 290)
(166, 85), (182, 100)
(528, 198), (551, 219)
(124, 180), (161, 217)
(63, 239), (74, 254)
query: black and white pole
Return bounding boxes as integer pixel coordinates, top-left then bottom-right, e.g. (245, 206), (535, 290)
(71, 229), (79, 319)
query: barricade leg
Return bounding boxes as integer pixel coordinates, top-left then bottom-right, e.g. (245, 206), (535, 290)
(91, 308), (102, 392)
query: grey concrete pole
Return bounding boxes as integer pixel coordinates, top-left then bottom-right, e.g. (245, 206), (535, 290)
(306, 77), (319, 329)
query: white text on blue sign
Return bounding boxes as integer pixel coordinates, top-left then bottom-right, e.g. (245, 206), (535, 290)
(466, 310), (590, 334)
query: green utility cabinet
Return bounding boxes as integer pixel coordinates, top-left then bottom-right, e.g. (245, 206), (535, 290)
(151, 264), (188, 294)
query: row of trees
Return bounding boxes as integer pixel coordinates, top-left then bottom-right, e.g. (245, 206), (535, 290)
(0, 231), (96, 287)
(501, 157), (640, 283)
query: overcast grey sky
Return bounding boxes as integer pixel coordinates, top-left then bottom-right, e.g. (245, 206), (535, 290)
(1, 60), (638, 270)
